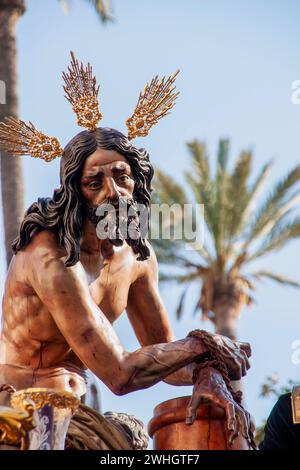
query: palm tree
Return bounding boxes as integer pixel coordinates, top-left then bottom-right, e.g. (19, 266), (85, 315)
(151, 139), (300, 340)
(0, 0), (112, 268)
(0, 0), (25, 268)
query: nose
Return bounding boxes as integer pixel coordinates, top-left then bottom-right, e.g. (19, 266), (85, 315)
(105, 176), (121, 201)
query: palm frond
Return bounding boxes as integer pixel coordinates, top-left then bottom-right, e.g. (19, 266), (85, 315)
(187, 140), (210, 184)
(184, 171), (215, 236)
(251, 270), (300, 288)
(59, 0), (113, 22)
(150, 239), (184, 264)
(230, 150), (252, 193)
(176, 288), (189, 320)
(152, 169), (211, 257)
(245, 165), (300, 245)
(151, 170), (188, 249)
(256, 190), (300, 240)
(214, 139), (230, 256)
(152, 237), (209, 275)
(183, 239), (214, 264)
(83, 0), (113, 22)
(153, 169), (187, 205)
(217, 139), (229, 172)
(185, 140), (216, 243)
(227, 161), (273, 259)
(225, 150), (252, 245)
(248, 216), (300, 261)
(235, 161), (273, 236)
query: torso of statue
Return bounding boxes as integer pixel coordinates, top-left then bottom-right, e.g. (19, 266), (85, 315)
(0, 230), (146, 398)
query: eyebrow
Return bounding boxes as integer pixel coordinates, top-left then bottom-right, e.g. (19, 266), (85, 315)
(82, 170), (104, 180)
(82, 164), (130, 180)
(111, 165), (130, 175)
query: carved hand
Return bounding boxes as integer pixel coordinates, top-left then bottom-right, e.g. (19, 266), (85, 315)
(185, 366), (255, 447)
(189, 330), (251, 381)
(212, 334), (251, 380)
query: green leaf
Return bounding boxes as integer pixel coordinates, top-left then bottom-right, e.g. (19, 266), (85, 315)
(251, 270), (300, 288)
(187, 140), (210, 183)
(248, 216), (300, 261)
(226, 151), (252, 239)
(235, 161), (273, 237)
(245, 165), (300, 244)
(83, 0), (113, 22)
(59, 0), (113, 22)
(214, 139), (230, 256)
(217, 139), (230, 172)
(153, 169), (187, 205)
(176, 288), (188, 320)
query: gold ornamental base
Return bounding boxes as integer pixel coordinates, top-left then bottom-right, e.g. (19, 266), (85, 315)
(10, 388), (79, 450)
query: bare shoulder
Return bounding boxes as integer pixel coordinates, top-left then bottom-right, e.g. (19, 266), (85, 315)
(20, 231), (90, 302)
(23, 230), (85, 286)
(135, 239), (158, 281)
(24, 230), (66, 264)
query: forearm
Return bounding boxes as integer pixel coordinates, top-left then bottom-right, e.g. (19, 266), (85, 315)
(118, 336), (206, 394)
(163, 362), (196, 386)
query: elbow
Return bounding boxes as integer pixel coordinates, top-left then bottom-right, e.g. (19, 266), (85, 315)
(110, 368), (135, 396)
(113, 386), (127, 396)
(162, 376), (174, 386)
(107, 352), (137, 396)
(110, 381), (130, 396)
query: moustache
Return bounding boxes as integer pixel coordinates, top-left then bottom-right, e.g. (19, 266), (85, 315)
(85, 197), (144, 248)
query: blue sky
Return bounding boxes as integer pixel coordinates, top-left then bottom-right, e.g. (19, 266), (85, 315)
(1, 0), (300, 443)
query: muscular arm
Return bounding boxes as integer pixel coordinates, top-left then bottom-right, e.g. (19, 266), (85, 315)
(29, 248), (206, 395)
(126, 244), (197, 386)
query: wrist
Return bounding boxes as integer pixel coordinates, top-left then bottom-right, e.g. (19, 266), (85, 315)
(187, 335), (208, 358)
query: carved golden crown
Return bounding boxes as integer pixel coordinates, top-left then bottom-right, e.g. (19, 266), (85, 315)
(0, 52), (179, 162)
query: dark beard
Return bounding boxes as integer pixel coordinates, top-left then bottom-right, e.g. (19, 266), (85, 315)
(85, 197), (148, 258)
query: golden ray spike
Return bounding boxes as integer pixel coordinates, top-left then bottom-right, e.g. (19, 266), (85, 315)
(63, 51), (102, 132)
(126, 70), (180, 140)
(0, 117), (63, 162)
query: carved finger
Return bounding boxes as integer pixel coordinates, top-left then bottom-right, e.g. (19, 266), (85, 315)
(241, 349), (251, 373)
(185, 391), (203, 425)
(225, 401), (237, 445)
(243, 353), (251, 372)
(241, 356), (247, 377)
(229, 420), (240, 447)
(239, 341), (252, 358)
(237, 408), (250, 442)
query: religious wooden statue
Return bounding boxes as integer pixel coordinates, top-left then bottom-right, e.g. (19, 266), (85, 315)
(0, 52), (255, 450)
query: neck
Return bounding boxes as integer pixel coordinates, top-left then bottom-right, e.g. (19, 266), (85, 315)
(80, 217), (114, 259)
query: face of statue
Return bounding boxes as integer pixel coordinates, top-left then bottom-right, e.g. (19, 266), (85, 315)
(80, 148), (144, 248)
(80, 148), (135, 207)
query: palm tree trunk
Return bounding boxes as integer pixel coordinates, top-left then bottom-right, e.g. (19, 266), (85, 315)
(0, 0), (25, 268)
(213, 302), (241, 341)
(213, 297), (245, 395)
(212, 280), (245, 341)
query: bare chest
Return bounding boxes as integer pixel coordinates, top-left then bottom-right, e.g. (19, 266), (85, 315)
(81, 248), (141, 323)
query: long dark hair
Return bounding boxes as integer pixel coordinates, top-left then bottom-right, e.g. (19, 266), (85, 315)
(12, 127), (154, 266)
